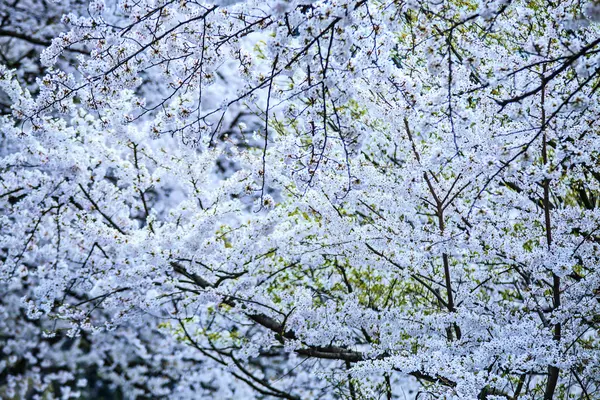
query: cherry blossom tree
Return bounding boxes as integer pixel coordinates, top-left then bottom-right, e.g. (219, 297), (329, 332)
(1, 0), (600, 398)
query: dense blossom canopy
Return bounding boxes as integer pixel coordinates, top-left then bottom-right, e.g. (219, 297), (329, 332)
(1, 0), (600, 398)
